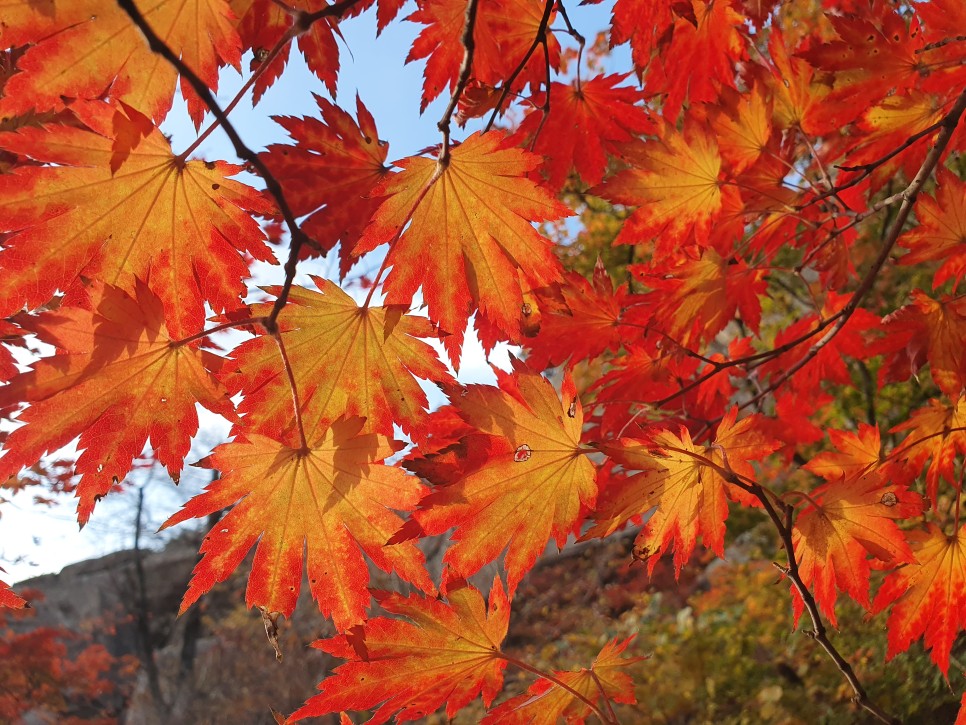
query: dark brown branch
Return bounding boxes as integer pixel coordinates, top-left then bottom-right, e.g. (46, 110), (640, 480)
(437, 0), (481, 162)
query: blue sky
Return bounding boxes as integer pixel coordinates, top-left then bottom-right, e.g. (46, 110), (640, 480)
(3, 1), (628, 583)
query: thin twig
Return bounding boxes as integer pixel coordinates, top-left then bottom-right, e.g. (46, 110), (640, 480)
(750, 485), (900, 724)
(484, 0), (555, 132)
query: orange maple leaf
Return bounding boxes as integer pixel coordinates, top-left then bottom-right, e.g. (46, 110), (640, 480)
(225, 277), (451, 441)
(791, 473), (925, 626)
(0, 283), (235, 524)
(804, 424), (883, 483)
(873, 523), (966, 677)
(481, 637), (643, 724)
(594, 120), (731, 253)
(163, 418), (434, 626)
(898, 169), (966, 289)
(0, 101), (274, 337)
(588, 410), (778, 573)
(877, 290), (966, 398)
(397, 359), (597, 594)
(231, 0), (342, 109)
(646, 0), (746, 118)
(709, 84), (773, 175)
(891, 397), (966, 503)
(0, 0), (241, 122)
(524, 260), (630, 371)
(355, 131), (570, 364)
(290, 577), (510, 723)
(638, 249), (767, 347)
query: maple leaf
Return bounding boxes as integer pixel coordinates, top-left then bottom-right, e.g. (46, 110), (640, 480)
(709, 84), (772, 175)
(791, 473), (925, 626)
(514, 74), (652, 189)
(395, 358), (597, 594)
(263, 95), (390, 276)
(876, 291), (966, 398)
(803, 424), (883, 483)
(224, 277), (450, 441)
(0, 578), (25, 609)
(646, 0), (746, 119)
(481, 637), (643, 724)
(873, 523), (966, 677)
(587, 0), (674, 75)
(594, 120), (731, 253)
(524, 260), (630, 371)
(851, 90), (945, 191)
(163, 418), (434, 626)
(764, 28), (831, 135)
(231, 0), (342, 107)
(800, 1), (925, 129)
(0, 283), (234, 524)
(587, 410), (778, 574)
(0, 0), (241, 122)
(637, 249), (767, 348)
(898, 169), (966, 289)
(0, 100), (275, 337)
(355, 131), (570, 364)
(890, 397), (966, 503)
(290, 577), (510, 723)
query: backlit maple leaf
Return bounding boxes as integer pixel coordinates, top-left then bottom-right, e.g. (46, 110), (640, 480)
(396, 359), (597, 594)
(646, 0), (746, 119)
(898, 170), (966, 289)
(587, 410), (778, 573)
(224, 277), (451, 442)
(873, 523), (966, 677)
(804, 424), (883, 483)
(637, 249), (767, 347)
(0, 0), (241, 122)
(800, 2), (925, 129)
(0, 283), (235, 524)
(481, 637), (643, 724)
(514, 74), (653, 189)
(163, 418), (434, 626)
(791, 473), (925, 626)
(231, 0), (342, 108)
(877, 291), (966, 398)
(891, 397), (966, 503)
(263, 95), (390, 276)
(524, 260), (630, 371)
(594, 120), (730, 253)
(355, 131), (570, 364)
(290, 577), (510, 723)
(0, 100), (274, 337)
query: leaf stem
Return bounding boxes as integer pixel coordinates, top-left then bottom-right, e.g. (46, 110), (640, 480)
(498, 652), (616, 724)
(272, 332), (308, 452)
(169, 316), (266, 348)
(179, 30), (294, 160)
